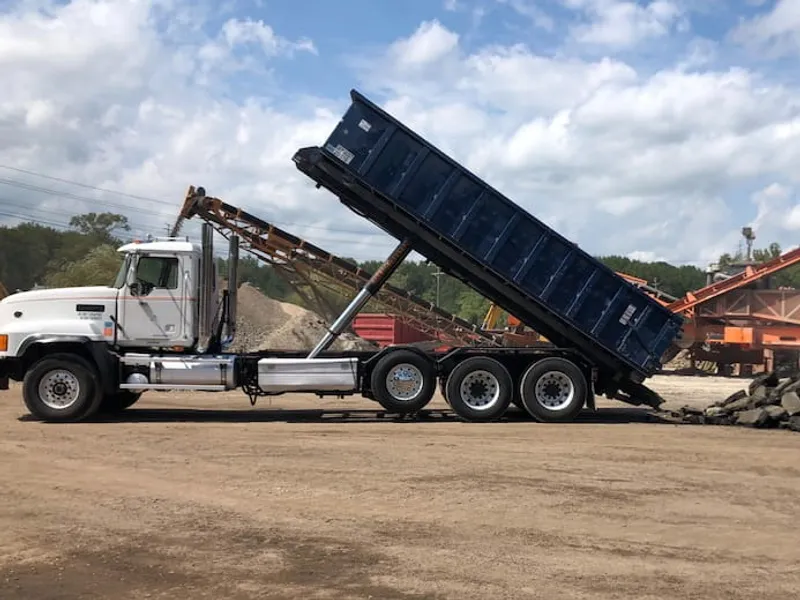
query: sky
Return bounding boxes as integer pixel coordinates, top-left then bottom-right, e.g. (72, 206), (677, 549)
(2, 0), (800, 269)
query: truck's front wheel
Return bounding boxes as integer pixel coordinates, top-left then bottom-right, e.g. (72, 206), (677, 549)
(22, 354), (103, 422)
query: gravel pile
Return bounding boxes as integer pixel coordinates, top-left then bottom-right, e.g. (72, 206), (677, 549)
(228, 283), (378, 353)
(666, 372), (800, 432)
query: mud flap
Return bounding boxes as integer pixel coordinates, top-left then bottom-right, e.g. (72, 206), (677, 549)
(613, 381), (665, 409)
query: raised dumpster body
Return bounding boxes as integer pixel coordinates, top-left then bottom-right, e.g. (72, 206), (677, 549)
(293, 89), (684, 398)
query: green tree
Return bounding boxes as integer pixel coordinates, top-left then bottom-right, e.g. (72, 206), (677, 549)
(717, 241), (800, 288)
(457, 290), (490, 325)
(69, 212), (130, 243)
(0, 223), (72, 291)
(44, 245), (123, 288)
(598, 255), (706, 297)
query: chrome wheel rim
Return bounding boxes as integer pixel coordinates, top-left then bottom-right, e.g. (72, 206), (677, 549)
(459, 370), (500, 410)
(38, 370), (81, 410)
(534, 371), (574, 410)
(385, 363), (424, 402)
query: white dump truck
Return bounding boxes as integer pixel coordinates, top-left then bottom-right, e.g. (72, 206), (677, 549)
(0, 90), (681, 423)
(0, 207), (584, 424)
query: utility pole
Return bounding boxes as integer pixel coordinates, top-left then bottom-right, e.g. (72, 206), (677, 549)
(433, 267), (444, 306)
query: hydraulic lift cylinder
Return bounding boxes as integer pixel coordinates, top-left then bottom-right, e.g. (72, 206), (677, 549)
(306, 240), (412, 359)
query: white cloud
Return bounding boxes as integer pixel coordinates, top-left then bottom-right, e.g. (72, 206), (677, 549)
(496, 0), (556, 31)
(730, 0), (800, 57)
(386, 20), (459, 68)
(0, 0), (396, 261)
(221, 17), (316, 56)
(564, 0), (686, 49)
(355, 19), (800, 267)
(3, 0), (800, 279)
(750, 183), (800, 235)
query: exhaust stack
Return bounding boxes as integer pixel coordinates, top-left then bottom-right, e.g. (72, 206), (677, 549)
(196, 223), (214, 353)
(225, 234), (239, 344)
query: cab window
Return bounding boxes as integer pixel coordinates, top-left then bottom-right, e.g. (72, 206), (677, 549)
(136, 256), (179, 290)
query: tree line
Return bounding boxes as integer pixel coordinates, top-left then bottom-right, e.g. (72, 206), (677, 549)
(2, 212), (798, 324)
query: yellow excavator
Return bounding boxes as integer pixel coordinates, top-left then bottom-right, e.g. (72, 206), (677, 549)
(481, 302), (548, 345)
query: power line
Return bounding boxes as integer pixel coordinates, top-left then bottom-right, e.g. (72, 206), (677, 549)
(0, 164), (167, 204)
(0, 196), (159, 236)
(0, 165), (394, 237)
(0, 206), (718, 268)
(0, 163), (735, 267)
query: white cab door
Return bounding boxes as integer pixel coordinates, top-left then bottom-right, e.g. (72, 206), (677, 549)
(117, 254), (193, 346)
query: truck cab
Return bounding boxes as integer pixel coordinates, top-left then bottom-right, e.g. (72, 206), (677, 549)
(0, 237), (212, 361)
(112, 239), (207, 348)
(0, 223), (236, 421)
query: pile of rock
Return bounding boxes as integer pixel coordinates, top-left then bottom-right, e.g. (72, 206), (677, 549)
(672, 372), (800, 432)
(228, 283), (378, 353)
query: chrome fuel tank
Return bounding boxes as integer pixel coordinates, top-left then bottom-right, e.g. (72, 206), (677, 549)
(120, 354), (236, 391)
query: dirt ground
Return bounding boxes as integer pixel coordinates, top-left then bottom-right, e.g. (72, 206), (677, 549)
(1, 374), (799, 600)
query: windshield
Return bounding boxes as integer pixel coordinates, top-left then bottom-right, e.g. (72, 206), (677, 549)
(112, 254), (131, 289)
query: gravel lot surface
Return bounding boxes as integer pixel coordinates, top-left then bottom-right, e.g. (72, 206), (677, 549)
(1, 374), (798, 599)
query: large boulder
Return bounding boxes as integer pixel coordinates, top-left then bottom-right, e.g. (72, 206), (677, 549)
(725, 395), (754, 413)
(734, 408), (770, 428)
(748, 371), (779, 395)
(764, 405), (788, 422)
(781, 391), (800, 417)
(716, 389), (746, 408)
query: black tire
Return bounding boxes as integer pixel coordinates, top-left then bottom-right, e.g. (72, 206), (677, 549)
(444, 356), (512, 422)
(519, 357), (587, 423)
(22, 353), (103, 422)
(100, 390), (142, 413)
(369, 349), (436, 413)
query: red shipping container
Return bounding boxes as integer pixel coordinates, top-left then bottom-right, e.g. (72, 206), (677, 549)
(352, 313), (435, 347)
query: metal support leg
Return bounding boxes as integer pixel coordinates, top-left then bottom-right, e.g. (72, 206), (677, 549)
(306, 240), (412, 359)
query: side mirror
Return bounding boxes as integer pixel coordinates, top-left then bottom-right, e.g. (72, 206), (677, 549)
(126, 255), (139, 295)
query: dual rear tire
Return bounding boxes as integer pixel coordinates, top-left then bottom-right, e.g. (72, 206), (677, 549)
(518, 357), (587, 422)
(444, 357), (513, 422)
(368, 348), (588, 423)
(444, 355), (588, 423)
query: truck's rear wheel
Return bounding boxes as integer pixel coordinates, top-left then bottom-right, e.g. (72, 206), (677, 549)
(370, 349), (436, 413)
(444, 356), (512, 422)
(100, 390), (142, 413)
(519, 357), (587, 422)
(22, 354), (103, 422)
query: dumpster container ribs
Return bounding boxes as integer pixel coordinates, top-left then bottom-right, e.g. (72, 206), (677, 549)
(292, 89), (684, 411)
